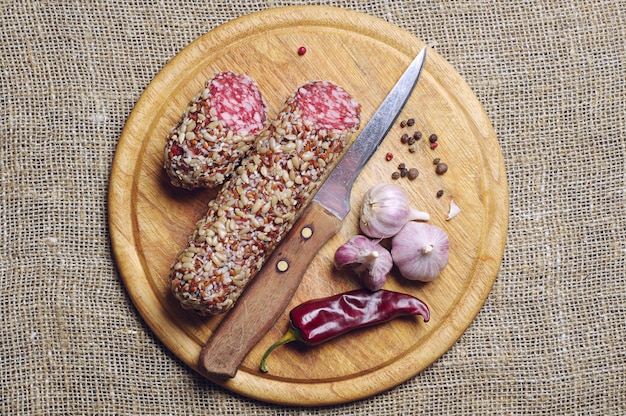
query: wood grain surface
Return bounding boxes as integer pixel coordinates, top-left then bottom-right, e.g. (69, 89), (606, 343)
(108, 6), (509, 406)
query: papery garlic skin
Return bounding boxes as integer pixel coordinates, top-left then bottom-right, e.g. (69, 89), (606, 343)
(446, 199), (461, 221)
(391, 222), (450, 282)
(359, 183), (430, 239)
(334, 235), (393, 291)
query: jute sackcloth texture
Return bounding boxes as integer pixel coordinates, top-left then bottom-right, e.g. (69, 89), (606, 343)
(1, 0), (624, 414)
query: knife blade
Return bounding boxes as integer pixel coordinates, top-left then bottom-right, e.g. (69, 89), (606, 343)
(199, 47), (427, 379)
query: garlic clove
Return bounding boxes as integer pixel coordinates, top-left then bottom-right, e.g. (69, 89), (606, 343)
(333, 236), (365, 269)
(334, 235), (393, 291)
(391, 222), (449, 282)
(446, 199), (461, 221)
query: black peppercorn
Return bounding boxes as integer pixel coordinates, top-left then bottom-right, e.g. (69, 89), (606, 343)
(408, 168), (419, 180)
(429, 134), (438, 143)
(436, 190), (444, 198)
(391, 171), (400, 180)
(407, 118), (415, 127)
(413, 131), (422, 141)
(401, 133), (409, 144)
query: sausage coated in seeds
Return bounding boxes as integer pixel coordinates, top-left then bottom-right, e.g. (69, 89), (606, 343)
(164, 71), (267, 189)
(170, 81), (361, 315)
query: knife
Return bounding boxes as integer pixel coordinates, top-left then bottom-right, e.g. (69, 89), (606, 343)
(199, 47), (427, 379)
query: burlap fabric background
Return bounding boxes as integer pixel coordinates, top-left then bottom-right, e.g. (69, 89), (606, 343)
(1, 0), (624, 414)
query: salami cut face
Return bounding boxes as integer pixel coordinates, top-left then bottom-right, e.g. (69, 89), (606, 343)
(294, 82), (361, 131)
(163, 72), (267, 189)
(209, 71), (266, 136)
(170, 81), (361, 315)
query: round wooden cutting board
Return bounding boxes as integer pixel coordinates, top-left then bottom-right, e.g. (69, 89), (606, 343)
(109, 6), (508, 406)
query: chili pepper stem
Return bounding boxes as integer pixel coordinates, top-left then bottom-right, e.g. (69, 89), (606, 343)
(259, 329), (298, 373)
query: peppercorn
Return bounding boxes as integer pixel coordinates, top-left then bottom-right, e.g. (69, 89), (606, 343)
(398, 162), (406, 170)
(413, 131), (422, 141)
(401, 133), (409, 144)
(259, 289), (430, 373)
(408, 168), (419, 180)
(297, 46), (307, 55)
(433, 158), (440, 165)
(436, 190), (444, 198)
(429, 134), (438, 143)
(400, 120), (407, 128)
(435, 162), (448, 175)
(391, 171), (400, 180)
(408, 144), (417, 153)
(430, 142), (438, 150)
(407, 118), (415, 127)
(407, 136), (416, 145)
(385, 152), (394, 161)
(400, 167), (409, 177)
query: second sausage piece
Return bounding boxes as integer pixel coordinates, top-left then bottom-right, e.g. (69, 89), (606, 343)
(170, 81), (361, 315)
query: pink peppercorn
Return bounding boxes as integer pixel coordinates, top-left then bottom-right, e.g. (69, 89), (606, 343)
(298, 46), (307, 56)
(430, 142), (438, 150)
(385, 152), (394, 161)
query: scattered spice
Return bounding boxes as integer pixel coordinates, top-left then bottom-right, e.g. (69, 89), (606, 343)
(391, 171), (400, 180)
(259, 289), (430, 373)
(400, 120), (407, 128)
(400, 166), (409, 177)
(433, 158), (440, 165)
(413, 131), (422, 141)
(407, 135), (416, 145)
(408, 168), (419, 180)
(408, 144), (417, 153)
(435, 162), (448, 175)
(297, 46), (307, 55)
(429, 134), (438, 143)
(401, 133), (409, 144)
(385, 152), (394, 161)
(430, 142), (439, 150)
(436, 189), (444, 198)
(407, 118), (415, 127)
(398, 163), (406, 170)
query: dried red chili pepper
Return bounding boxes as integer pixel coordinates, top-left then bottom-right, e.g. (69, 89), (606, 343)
(259, 289), (429, 372)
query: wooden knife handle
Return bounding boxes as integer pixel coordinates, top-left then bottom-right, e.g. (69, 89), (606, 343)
(199, 200), (343, 379)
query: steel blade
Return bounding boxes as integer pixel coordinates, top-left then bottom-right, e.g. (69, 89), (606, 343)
(313, 47), (427, 219)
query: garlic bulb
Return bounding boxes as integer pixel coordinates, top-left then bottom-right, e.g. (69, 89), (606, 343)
(334, 235), (393, 291)
(391, 222), (449, 282)
(359, 183), (430, 239)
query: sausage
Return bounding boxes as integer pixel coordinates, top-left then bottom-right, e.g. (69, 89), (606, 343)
(170, 81), (361, 315)
(164, 71), (267, 189)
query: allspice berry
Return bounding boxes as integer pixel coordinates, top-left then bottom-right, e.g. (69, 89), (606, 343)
(435, 162), (448, 175)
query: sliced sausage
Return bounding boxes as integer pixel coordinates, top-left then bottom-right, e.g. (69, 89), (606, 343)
(170, 81), (361, 315)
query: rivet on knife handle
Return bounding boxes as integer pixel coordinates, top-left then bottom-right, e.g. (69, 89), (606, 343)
(199, 201), (343, 379)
